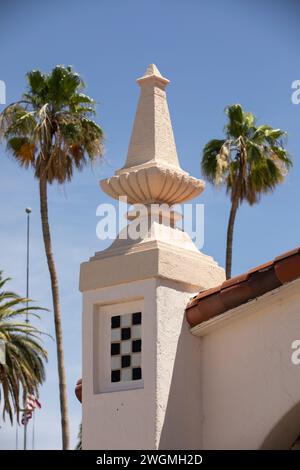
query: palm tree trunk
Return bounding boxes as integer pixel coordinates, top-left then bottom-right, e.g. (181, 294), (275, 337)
(225, 193), (239, 280)
(39, 175), (70, 450)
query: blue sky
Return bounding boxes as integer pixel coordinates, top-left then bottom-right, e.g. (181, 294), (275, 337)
(0, 0), (299, 449)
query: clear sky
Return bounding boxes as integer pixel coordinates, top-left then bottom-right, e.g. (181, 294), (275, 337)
(0, 0), (299, 449)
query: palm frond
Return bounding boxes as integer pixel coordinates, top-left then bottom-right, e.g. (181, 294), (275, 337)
(0, 272), (47, 423)
(201, 139), (226, 183)
(201, 103), (292, 205)
(1, 65), (105, 185)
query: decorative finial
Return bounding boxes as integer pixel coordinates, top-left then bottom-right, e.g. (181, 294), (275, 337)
(136, 64), (169, 86)
(100, 65), (204, 205)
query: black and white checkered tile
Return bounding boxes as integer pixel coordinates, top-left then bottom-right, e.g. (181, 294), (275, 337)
(111, 312), (142, 383)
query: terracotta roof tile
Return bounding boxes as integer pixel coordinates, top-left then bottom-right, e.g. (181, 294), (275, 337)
(75, 378), (82, 403)
(220, 281), (253, 311)
(274, 246), (300, 262)
(186, 285), (222, 309)
(248, 259), (273, 274)
(275, 253), (300, 284)
(186, 247), (300, 328)
(221, 272), (250, 289)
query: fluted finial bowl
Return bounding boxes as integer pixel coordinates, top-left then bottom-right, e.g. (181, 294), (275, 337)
(100, 164), (205, 205)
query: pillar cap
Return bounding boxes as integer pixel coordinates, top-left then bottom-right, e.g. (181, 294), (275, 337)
(136, 63), (169, 87)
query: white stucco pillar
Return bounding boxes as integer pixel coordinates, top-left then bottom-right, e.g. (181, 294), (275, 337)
(79, 65), (225, 449)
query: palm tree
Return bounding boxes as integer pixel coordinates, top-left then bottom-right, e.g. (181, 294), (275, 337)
(202, 104), (292, 279)
(0, 66), (104, 448)
(0, 272), (47, 423)
(75, 422), (82, 450)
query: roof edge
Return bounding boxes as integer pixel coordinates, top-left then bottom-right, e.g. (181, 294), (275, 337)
(186, 247), (300, 329)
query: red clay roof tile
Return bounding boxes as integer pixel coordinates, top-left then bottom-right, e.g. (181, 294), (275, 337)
(275, 253), (300, 284)
(75, 378), (82, 403)
(274, 247), (300, 262)
(248, 259), (273, 274)
(186, 285), (222, 309)
(186, 247), (300, 329)
(221, 272), (250, 289)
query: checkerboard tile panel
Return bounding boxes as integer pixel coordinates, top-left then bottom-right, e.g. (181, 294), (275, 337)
(111, 312), (142, 383)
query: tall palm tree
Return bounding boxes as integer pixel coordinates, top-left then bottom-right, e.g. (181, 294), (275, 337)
(202, 104), (292, 279)
(0, 66), (104, 448)
(0, 272), (47, 423)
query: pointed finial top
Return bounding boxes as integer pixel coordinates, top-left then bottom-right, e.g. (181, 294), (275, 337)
(144, 64), (162, 77)
(137, 63), (169, 86)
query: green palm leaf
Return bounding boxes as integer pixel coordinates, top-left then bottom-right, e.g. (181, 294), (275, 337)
(0, 272), (47, 424)
(201, 104), (292, 279)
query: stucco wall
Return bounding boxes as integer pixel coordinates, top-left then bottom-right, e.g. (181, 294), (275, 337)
(156, 280), (203, 449)
(82, 279), (157, 449)
(199, 279), (300, 449)
(82, 277), (203, 450)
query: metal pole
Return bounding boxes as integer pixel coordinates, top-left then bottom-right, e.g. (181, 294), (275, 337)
(32, 410), (35, 450)
(23, 207), (31, 450)
(25, 208), (31, 320)
(15, 421), (18, 450)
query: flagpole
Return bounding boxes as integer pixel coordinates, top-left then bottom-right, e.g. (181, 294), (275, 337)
(15, 421), (18, 450)
(32, 410), (35, 450)
(23, 207), (31, 450)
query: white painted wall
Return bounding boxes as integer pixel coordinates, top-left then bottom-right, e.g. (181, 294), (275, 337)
(82, 279), (157, 450)
(156, 280), (203, 449)
(82, 277), (204, 450)
(199, 279), (300, 449)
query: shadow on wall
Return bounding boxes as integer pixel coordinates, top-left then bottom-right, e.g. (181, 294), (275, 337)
(260, 401), (300, 450)
(158, 315), (203, 450)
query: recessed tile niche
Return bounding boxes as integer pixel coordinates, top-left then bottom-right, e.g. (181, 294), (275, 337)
(110, 312), (142, 383)
(94, 299), (144, 393)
